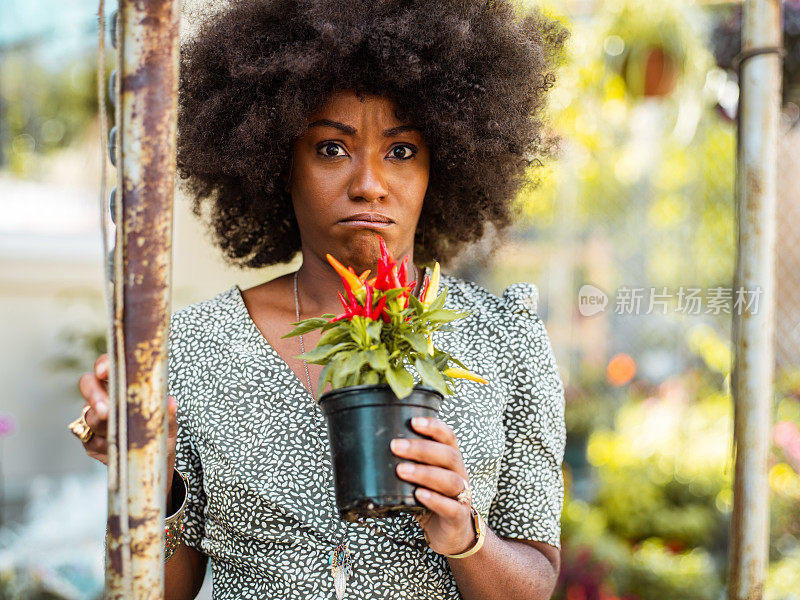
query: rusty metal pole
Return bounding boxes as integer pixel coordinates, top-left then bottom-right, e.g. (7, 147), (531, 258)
(728, 1), (782, 599)
(105, 0), (181, 597)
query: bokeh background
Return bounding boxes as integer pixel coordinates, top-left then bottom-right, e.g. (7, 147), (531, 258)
(1, 0), (799, 598)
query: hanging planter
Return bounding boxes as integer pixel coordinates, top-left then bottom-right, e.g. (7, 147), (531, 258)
(603, 3), (690, 99)
(711, 3), (800, 110)
(283, 236), (487, 520)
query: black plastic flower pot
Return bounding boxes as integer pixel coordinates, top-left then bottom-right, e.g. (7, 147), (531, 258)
(318, 383), (442, 521)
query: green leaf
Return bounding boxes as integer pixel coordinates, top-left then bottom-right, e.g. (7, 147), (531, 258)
(415, 356), (447, 395)
(427, 287), (447, 312)
(331, 355), (351, 389)
(425, 309), (466, 323)
(340, 351), (367, 378)
(363, 370), (380, 385)
(318, 361), (335, 391)
(365, 319), (382, 342)
(366, 347), (389, 370)
(407, 294), (424, 313)
(298, 342), (351, 364)
(384, 288), (406, 301)
(406, 333), (429, 354)
(318, 327), (348, 347)
(282, 318), (329, 338)
(385, 364), (414, 399)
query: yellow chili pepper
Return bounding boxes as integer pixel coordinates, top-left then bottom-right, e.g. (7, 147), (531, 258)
(421, 261), (440, 309)
(443, 367), (488, 384)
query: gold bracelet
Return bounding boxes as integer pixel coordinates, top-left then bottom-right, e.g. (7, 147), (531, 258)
(165, 469), (189, 562)
(444, 506), (486, 559)
(103, 469), (188, 563)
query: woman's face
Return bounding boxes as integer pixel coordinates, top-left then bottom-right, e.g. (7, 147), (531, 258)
(287, 89), (430, 272)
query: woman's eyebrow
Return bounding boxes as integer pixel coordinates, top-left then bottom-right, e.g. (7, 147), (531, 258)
(307, 119), (420, 137)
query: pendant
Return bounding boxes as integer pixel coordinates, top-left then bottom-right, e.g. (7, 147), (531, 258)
(328, 542), (353, 600)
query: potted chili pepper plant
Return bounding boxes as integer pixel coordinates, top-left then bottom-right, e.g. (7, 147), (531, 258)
(283, 236), (487, 521)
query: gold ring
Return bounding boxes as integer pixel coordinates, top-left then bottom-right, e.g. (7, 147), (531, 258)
(68, 405), (95, 444)
(455, 478), (472, 506)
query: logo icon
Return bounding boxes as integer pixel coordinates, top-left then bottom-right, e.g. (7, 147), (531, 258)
(578, 284), (608, 317)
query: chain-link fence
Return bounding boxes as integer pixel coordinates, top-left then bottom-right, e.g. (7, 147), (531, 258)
(458, 1), (800, 598)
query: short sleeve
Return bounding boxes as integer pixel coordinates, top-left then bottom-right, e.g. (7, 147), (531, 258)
(168, 312), (207, 552)
(487, 282), (566, 548)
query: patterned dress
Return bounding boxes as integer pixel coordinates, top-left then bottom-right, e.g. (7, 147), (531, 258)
(169, 273), (566, 599)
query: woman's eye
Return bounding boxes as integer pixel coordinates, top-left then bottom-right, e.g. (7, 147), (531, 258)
(389, 144), (416, 160)
(318, 142), (347, 157)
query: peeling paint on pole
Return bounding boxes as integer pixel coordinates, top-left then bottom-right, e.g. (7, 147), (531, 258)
(729, 1), (782, 600)
(105, 0), (181, 597)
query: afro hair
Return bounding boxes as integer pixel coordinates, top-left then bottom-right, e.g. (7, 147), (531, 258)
(176, 0), (567, 268)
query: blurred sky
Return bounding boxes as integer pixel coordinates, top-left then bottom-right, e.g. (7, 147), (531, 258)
(0, 0), (116, 67)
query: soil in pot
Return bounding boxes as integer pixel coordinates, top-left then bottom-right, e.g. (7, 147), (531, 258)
(318, 383), (442, 521)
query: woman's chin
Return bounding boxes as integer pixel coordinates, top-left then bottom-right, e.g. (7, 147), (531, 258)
(334, 231), (395, 270)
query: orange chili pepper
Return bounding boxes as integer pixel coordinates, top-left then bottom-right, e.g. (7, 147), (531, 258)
(327, 253), (365, 294)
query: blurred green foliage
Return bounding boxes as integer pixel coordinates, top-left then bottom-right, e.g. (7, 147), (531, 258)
(558, 328), (800, 599)
(522, 0), (735, 293)
(0, 50), (112, 176)
(525, 1), (800, 598)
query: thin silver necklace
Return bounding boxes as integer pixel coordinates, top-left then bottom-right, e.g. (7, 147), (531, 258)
(293, 268), (354, 599)
(293, 269), (315, 398)
(292, 265), (430, 559)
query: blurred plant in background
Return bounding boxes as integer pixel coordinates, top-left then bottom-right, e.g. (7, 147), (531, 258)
(0, 53), (113, 177)
(2, 0), (799, 598)
(507, 0), (800, 598)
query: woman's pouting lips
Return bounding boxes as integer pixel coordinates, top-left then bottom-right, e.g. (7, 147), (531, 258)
(338, 212), (395, 229)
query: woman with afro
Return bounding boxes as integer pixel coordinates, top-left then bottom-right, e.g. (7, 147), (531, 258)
(77, 0), (568, 598)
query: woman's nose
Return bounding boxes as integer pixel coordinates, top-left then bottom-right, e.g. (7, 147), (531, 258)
(348, 152), (388, 203)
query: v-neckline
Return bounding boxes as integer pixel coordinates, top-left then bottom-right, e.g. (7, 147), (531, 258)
(230, 284), (318, 402)
(229, 267), (432, 401)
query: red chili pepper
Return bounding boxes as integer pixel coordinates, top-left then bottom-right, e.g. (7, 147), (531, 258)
(337, 291), (349, 312)
(420, 274), (430, 301)
(365, 282), (373, 316)
(371, 296), (388, 321)
(397, 256), (409, 287)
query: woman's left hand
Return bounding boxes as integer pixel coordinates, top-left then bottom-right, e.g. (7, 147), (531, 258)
(390, 416), (477, 556)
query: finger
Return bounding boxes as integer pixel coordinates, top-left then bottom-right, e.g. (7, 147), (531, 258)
(85, 449), (109, 466)
(414, 487), (468, 522)
(78, 373), (110, 421)
(94, 354), (110, 381)
(396, 462), (466, 498)
(410, 417), (458, 448)
(84, 434), (108, 457)
(167, 396), (178, 437)
(83, 404), (108, 438)
(390, 438), (463, 473)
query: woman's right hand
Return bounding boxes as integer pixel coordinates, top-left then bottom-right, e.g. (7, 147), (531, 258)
(77, 353), (178, 482)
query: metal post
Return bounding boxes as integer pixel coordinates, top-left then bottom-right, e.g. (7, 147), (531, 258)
(728, 1), (782, 599)
(105, 0), (181, 597)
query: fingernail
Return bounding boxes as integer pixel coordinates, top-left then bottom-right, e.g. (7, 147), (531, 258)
(412, 417), (428, 428)
(391, 438), (410, 452)
(95, 398), (108, 418)
(416, 488), (430, 499)
(397, 463), (415, 476)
